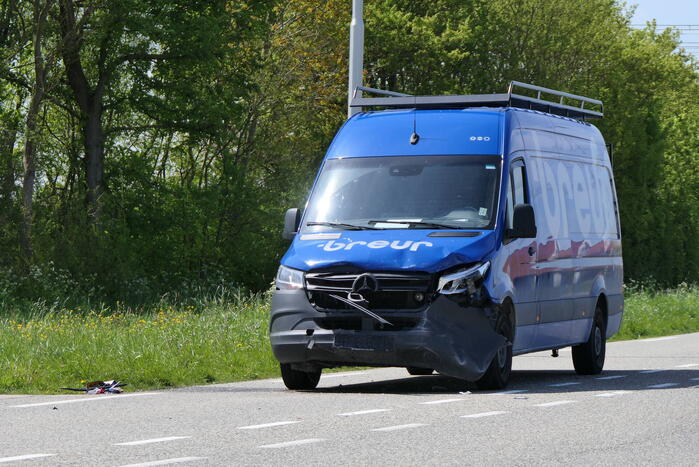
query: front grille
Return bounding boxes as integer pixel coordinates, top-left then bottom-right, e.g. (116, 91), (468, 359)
(316, 316), (422, 331)
(305, 271), (433, 312)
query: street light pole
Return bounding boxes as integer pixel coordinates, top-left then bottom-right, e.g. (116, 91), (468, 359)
(347, 0), (364, 118)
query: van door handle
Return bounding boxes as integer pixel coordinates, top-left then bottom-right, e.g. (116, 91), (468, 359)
(528, 246), (536, 256)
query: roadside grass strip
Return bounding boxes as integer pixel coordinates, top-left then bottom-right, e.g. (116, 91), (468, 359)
(647, 383), (678, 389)
(259, 439), (325, 449)
(419, 398), (464, 405)
(534, 400), (577, 407)
(114, 436), (191, 446)
(11, 392), (157, 408)
(596, 375), (627, 380)
(371, 423), (427, 432)
(238, 421), (300, 430)
(337, 409), (390, 416)
(117, 457), (207, 467)
(595, 391), (630, 397)
(0, 454), (55, 463)
(462, 411), (508, 418)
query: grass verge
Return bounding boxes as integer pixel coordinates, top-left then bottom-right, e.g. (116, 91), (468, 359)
(1, 285), (698, 394)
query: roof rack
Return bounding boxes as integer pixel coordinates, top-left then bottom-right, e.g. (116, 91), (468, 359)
(350, 81), (603, 119)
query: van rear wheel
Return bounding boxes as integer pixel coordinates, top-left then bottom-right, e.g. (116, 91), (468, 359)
(280, 363), (321, 390)
(475, 305), (513, 390)
(572, 304), (606, 375)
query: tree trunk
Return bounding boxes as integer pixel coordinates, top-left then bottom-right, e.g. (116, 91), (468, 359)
(20, 0), (49, 266)
(83, 102), (104, 222)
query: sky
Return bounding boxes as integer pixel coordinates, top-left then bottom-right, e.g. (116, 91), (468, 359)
(627, 0), (699, 58)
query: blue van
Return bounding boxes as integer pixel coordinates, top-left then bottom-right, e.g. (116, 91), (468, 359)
(271, 82), (623, 390)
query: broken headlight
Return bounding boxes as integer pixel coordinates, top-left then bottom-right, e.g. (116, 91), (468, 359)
(275, 265), (305, 290)
(437, 262), (490, 295)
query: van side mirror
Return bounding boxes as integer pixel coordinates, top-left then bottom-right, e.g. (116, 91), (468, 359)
(509, 204), (537, 238)
(283, 208), (302, 240)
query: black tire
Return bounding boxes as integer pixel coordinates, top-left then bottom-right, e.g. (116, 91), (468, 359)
(572, 303), (606, 375)
(280, 363), (321, 390)
(476, 305), (513, 390)
(406, 367), (434, 376)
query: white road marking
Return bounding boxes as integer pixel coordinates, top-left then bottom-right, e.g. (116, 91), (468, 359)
(117, 457), (206, 467)
(461, 411), (509, 418)
(595, 391), (630, 398)
(419, 398), (464, 405)
(675, 363), (698, 368)
(322, 371), (367, 379)
(640, 336), (679, 342)
(596, 375), (627, 380)
(337, 409), (390, 416)
(535, 400), (577, 407)
(0, 454), (55, 463)
(238, 421), (300, 430)
(11, 392), (157, 408)
(490, 389), (529, 395)
(548, 382), (581, 387)
(647, 383), (678, 389)
(259, 439), (325, 449)
(114, 436), (191, 446)
(639, 369), (666, 374)
(691, 377), (699, 381)
(371, 423), (427, 432)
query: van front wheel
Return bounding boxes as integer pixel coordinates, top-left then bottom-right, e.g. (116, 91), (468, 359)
(572, 305), (606, 375)
(475, 305), (513, 390)
(280, 363), (321, 390)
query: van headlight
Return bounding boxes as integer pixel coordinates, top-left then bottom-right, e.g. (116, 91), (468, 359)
(437, 262), (490, 295)
(275, 265), (305, 290)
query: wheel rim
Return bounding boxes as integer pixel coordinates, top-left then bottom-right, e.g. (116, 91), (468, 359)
(497, 345), (507, 367)
(594, 325), (602, 355)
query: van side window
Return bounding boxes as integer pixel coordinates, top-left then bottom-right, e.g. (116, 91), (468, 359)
(506, 160), (528, 229)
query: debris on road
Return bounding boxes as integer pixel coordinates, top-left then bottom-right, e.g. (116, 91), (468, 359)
(61, 380), (127, 394)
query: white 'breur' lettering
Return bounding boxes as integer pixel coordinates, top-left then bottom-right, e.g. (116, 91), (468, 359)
(321, 240), (433, 252)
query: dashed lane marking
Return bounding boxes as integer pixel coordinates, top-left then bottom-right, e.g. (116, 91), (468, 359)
(647, 383), (678, 389)
(238, 421), (300, 430)
(371, 423), (427, 432)
(419, 398), (464, 405)
(548, 382), (581, 387)
(675, 363), (698, 368)
(639, 369), (666, 374)
(259, 439), (326, 449)
(595, 375), (627, 380)
(534, 400), (577, 407)
(639, 336), (679, 342)
(338, 409), (390, 416)
(0, 454), (56, 463)
(11, 392), (157, 408)
(117, 457), (207, 467)
(461, 411), (509, 418)
(114, 436), (191, 446)
(595, 391), (630, 397)
(322, 372), (368, 379)
(489, 389), (529, 395)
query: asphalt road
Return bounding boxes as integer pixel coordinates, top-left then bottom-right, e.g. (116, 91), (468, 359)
(1, 333), (698, 466)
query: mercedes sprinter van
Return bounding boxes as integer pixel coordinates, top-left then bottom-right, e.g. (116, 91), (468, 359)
(271, 82), (623, 390)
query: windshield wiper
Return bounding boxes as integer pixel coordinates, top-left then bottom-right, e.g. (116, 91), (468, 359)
(368, 219), (460, 229)
(306, 221), (380, 231)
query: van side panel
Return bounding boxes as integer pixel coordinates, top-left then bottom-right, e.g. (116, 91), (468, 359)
(512, 110), (623, 350)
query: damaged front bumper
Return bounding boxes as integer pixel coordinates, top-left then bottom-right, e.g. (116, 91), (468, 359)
(270, 289), (507, 381)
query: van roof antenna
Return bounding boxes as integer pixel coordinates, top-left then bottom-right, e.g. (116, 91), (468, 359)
(410, 97), (419, 145)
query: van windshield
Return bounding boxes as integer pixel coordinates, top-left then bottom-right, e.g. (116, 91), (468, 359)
(302, 155), (501, 232)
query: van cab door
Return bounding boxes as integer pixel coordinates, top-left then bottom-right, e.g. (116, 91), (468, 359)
(502, 158), (539, 352)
